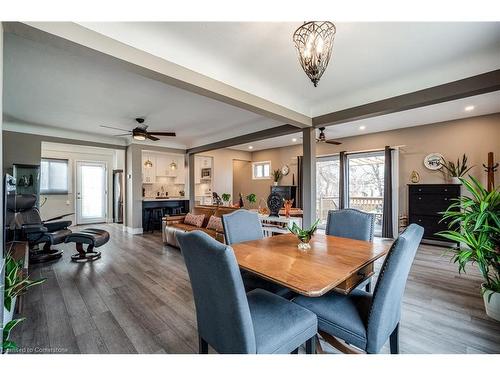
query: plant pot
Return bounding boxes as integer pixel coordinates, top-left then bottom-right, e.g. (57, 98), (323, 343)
(3, 296), (17, 326)
(451, 177), (461, 184)
(482, 285), (500, 321)
(273, 182), (278, 186)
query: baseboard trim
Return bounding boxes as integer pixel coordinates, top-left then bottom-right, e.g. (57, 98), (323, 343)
(125, 226), (143, 235)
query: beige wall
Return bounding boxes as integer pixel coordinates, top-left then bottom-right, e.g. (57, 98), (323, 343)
(232, 159), (252, 205)
(199, 148), (251, 200)
(236, 113), (500, 216)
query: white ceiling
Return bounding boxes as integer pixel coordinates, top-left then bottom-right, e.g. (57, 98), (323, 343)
(80, 22), (500, 117)
(3, 23), (500, 150)
(230, 90), (500, 151)
(2, 33), (282, 149)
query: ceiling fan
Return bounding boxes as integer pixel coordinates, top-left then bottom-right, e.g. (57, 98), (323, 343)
(316, 127), (342, 145)
(100, 118), (176, 141)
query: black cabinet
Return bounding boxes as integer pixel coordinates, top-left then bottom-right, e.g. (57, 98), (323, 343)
(270, 186), (297, 207)
(408, 184), (460, 243)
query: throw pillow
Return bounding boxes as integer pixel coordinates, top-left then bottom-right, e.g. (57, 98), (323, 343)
(184, 213), (205, 228)
(206, 215), (223, 232)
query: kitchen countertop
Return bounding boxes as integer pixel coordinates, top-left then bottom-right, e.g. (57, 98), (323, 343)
(142, 197), (189, 201)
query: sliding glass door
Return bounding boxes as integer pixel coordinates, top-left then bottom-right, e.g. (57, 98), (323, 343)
(346, 152), (385, 235)
(316, 155), (339, 228)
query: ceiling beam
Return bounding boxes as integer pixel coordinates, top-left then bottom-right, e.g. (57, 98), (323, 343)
(186, 124), (299, 154)
(3, 22), (312, 129)
(313, 69), (500, 127)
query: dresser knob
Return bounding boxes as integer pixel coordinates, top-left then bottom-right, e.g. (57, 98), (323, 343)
(418, 188), (422, 192)
(444, 198), (448, 201)
(418, 219), (422, 222)
(418, 197), (422, 200)
(444, 188), (448, 192)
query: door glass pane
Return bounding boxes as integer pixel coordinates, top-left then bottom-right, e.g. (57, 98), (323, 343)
(81, 165), (105, 218)
(316, 156), (339, 228)
(347, 152), (385, 234)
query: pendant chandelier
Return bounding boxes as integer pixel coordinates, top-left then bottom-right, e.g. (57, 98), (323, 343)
(170, 160), (177, 170)
(144, 159), (153, 168)
(293, 21), (336, 87)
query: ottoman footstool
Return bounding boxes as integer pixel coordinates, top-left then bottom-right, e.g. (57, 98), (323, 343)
(64, 228), (110, 262)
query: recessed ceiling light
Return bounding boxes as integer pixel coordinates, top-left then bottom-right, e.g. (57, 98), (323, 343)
(248, 145), (253, 150)
(465, 105), (475, 112)
(359, 125), (366, 130)
(292, 138), (297, 142)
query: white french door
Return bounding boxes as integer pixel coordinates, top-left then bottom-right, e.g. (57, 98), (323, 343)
(76, 161), (107, 224)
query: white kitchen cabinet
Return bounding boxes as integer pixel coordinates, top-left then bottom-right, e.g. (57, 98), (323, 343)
(174, 156), (185, 184)
(142, 153), (156, 183)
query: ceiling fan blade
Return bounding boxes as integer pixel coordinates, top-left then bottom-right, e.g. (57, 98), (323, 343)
(326, 140), (342, 145)
(146, 134), (160, 141)
(147, 132), (176, 137)
(100, 125), (131, 132)
(114, 133), (133, 137)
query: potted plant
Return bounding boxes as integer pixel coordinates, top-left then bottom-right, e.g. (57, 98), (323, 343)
(288, 219), (320, 251)
(272, 169), (282, 186)
(246, 193), (257, 209)
(3, 253), (46, 325)
(221, 193), (231, 206)
(438, 176), (499, 321)
(440, 154), (474, 184)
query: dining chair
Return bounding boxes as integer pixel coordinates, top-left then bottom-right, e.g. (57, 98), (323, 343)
(222, 209), (293, 299)
(326, 208), (375, 292)
(293, 224), (424, 354)
(177, 230), (318, 354)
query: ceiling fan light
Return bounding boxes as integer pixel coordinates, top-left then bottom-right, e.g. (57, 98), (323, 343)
(134, 134), (146, 141)
(293, 21), (336, 87)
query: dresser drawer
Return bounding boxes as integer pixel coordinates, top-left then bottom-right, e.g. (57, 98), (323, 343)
(409, 215), (452, 238)
(409, 185), (460, 195)
(409, 194), (454, 215)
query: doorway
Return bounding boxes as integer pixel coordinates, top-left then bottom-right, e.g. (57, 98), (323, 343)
(76, 161), (108, 224)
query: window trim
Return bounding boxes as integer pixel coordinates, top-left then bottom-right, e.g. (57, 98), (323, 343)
(40, 158), (69, 195)
(252, 161), (272, 180)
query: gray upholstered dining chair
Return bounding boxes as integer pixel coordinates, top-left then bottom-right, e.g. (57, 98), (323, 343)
(326, 208), (375, 292)
(177, 230), (318, 354)
(222, 209), (293, 299)
(294, 224), (424, 354)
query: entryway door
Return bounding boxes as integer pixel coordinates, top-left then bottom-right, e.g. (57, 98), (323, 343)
(76, 161), (108, 224)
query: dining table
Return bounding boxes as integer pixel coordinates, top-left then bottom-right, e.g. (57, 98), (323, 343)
(230, 233), (393, 297)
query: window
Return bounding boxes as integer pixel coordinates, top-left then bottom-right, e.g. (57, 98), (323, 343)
(40, 158), (69, 194)
(252, 161), (271, 179)
(316, 155), (340, 227)
(347, 151), (385, 235)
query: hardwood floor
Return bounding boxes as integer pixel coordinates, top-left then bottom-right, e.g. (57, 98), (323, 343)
(11, 224), (500, 354)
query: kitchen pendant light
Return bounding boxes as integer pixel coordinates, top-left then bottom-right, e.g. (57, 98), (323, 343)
(144, 159), (153, 168)
(293, 21), (336, 87)
(170, 160), (177, 170)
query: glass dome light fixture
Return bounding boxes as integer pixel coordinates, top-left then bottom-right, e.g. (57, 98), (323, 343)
(144, 159), (153, 168)
(170, 160), (177, 170)
(293, 21), (336, 87)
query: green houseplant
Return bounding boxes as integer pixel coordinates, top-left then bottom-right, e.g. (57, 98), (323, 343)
(221, 193), (231, 206)
(272, 169), (282, 186)
(288, 219), (320, 250)
(438, 176), (500, 321)
(440, 154), (474, 184)
(245, 193), (257, 208)
(2, 253), (46, 352)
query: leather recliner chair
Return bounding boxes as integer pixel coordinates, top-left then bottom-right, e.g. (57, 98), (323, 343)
(11, 194), (72, 263)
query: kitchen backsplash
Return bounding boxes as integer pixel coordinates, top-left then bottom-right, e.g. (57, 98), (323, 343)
(143, 182), (185, 198)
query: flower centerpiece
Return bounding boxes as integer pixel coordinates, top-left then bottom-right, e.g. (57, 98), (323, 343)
(288, 219), (320, 250)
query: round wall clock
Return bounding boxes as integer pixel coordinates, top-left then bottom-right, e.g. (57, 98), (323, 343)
(424, 153), (444, 170)
(281, 164), (290, 176)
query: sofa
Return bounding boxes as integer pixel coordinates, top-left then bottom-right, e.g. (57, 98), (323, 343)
(162, 205), (240, 247)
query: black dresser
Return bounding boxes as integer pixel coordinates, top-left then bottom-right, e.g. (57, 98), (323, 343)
(408, 184), (460, 243)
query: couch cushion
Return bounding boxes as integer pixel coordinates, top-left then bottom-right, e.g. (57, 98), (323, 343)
(192, 206), (217, 226)
(247, 289), (317, 354)
(206, 215), (223, 232)
(184, 213), (205, 228)
(170, 223), (217, 237)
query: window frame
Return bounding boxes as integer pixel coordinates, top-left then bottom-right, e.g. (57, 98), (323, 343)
(252, 161), (272, 180)
(40, 158), (69, 195)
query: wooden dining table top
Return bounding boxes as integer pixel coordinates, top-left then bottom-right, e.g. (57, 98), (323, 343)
(231, 233), (393, 297)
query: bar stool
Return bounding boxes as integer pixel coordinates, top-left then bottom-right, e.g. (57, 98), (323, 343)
(147, 207), (164, 233)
